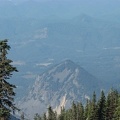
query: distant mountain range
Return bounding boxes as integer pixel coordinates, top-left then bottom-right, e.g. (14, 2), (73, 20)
(18, 60), (102, 119)
(0, 1), (120, 117)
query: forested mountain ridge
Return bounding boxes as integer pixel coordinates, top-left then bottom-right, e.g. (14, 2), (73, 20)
(18, 60), (101, 119)
(0, 0), (120, 119)
(34, 89), (120, 120)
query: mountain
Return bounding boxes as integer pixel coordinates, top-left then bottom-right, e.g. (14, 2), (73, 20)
(18, 60), (101, 119)
(0, 0), (120, 105)
(8, 13), (120, 99)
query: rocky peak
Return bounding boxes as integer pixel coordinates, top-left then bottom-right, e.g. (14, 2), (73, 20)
(19, 60), (100, 119)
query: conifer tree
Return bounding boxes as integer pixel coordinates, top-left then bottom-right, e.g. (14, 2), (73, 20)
(33, 89), (120, 120)
(113, 96), (120, 120)
(64, 109), (72, 120)
(0, 39), (18, 118)
(58, 107), (66, 120)
(106, 89), (118, 120)
(48, 106), (57, 120)
(67, 109), (72, 120)
(89, 91), (98, 120)
(97, 90), (106, 120)
(77, 102), (84, 120)
(48, 106), (53, 120)
(84, 99), (91, 120)
(71, 101), (77, 120)
(106, 89), (119, 120)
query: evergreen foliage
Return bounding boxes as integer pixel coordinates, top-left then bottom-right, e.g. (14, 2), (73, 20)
(89, 91), (98, 120)
(113, 96), (120, 120)
(76, 102), (84, 120)
(97, 90), (106, 120)
(84, 99), (91, 120)
(48, 106), (57, 120)
(0, 39), (18, 118)
(106, 89), (118, 120)
(34, 89), (120, 120)
(58, 107), (65, 120)
(71, 101), (77, 120)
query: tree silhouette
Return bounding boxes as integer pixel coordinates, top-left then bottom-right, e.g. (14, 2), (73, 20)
(0, 39), (18, 118)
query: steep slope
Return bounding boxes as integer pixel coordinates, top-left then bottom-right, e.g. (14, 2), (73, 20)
(0, 1), (120, 91)
(18, 60), (101, 119)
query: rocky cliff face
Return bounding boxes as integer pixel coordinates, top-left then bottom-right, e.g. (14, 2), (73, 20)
(18, 60), (100, 119)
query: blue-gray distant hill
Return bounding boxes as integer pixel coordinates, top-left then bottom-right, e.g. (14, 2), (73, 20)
(0, 0), (120, 98)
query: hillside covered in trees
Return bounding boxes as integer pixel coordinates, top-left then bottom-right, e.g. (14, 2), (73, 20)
(34, 89), (120, 120)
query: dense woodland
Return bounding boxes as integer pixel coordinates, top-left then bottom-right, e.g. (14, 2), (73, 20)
(34, 89), (120, 120)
